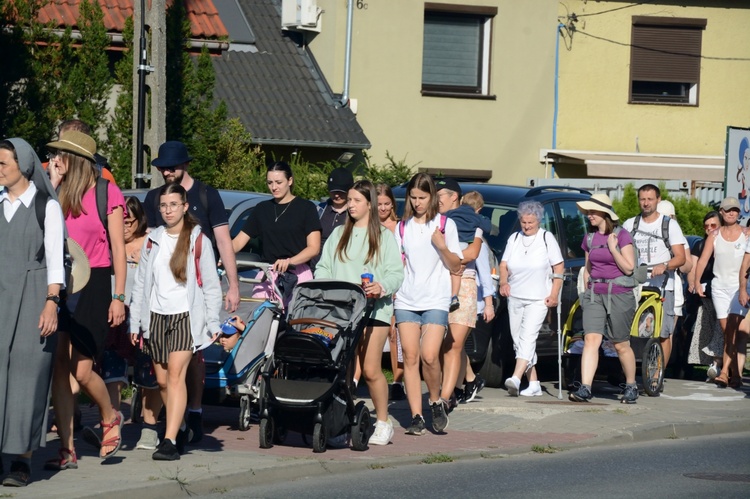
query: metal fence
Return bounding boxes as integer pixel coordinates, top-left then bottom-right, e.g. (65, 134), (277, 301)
(527, 178), (724, 206)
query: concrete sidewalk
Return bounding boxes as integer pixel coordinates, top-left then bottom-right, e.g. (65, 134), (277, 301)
(8, 377), (749, 498)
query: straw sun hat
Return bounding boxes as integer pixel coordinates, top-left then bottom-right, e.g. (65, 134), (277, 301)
(65, 238), (90, 294)
(46, 131), (97, 163)
(576, 193), (619, 221)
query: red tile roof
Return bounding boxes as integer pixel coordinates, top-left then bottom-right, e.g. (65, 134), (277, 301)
(37, 0), (227, 39)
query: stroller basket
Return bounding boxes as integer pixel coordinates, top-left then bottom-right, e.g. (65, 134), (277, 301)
(275, 329), (342, 367)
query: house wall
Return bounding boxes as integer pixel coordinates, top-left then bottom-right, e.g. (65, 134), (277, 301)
(309, 0), (558, 185)
(555, 0), (750, 156)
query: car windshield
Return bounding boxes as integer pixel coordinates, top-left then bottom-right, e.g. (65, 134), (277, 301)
(478, 204), (518, 260)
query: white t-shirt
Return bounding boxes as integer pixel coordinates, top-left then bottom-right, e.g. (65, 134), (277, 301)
(502, 229), (563, 300)
(394, 214), (463, 312)
(622, 215), (686, 291)
(150, 231), (190, 314)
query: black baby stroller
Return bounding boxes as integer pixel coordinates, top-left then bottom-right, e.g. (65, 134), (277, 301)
(258, 280), (372, 453)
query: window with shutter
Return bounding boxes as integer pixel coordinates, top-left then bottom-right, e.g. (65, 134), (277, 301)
(629, 16), (707, 105)
(422, 4), (496, 98)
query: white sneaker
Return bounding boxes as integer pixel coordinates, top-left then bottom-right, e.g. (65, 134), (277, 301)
(706, 362), (719, 381)
(369, 419), (394, 446)
(136, 427), (159, 450)
(520, 381), (543, 397)
(504, 376), (520, 396)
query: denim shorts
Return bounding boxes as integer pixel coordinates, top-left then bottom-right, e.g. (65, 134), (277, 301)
(394, 309), (449, 328)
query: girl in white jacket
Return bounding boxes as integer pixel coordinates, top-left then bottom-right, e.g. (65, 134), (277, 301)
(129, 183), (221, 461)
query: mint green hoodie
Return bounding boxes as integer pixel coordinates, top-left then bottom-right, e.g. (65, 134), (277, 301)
(315, 225), (404, 323)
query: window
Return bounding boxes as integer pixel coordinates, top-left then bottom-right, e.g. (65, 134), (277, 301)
(557, 201), (587, 259)
(629, 16), (707, 105)
(422, 3), (496, 98)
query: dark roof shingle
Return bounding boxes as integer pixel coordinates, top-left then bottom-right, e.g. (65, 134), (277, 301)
(212, 0), (370, 149)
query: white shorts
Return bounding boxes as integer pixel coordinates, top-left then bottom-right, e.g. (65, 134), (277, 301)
(728, 284), (750, 318)
(714, 286), (740, 320)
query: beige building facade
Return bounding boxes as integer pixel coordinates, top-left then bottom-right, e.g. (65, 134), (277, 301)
(546, 0), (750, 182)
(308, 0), (559, 184)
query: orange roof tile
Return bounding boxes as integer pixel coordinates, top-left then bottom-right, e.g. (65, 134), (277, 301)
(37, 0), (227, 39)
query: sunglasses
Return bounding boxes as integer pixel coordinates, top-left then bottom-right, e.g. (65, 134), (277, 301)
(704, 223), (719, 229)
(157, 166), (176, 173)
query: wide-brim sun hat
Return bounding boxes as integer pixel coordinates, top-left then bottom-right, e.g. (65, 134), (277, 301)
(46, 131), (97, 163)
(657, 200), (675, 217)
(152, 141), (193, 168)
(66, 238), (91, 294)
(576, 192), (619, 221)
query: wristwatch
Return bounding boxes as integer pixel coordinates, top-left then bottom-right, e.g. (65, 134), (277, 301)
(46, 294), (60, 305)
(112, 293), (126, 302)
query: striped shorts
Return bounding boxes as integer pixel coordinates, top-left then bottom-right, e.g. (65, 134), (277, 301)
(146, 311), (193, 364)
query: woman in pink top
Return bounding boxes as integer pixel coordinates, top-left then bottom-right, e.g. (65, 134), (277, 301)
(46, 131), (127, 467)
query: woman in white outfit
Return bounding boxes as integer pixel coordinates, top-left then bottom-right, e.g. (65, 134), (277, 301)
(693, 197), (747, 388)
(499, 201), (564, 396)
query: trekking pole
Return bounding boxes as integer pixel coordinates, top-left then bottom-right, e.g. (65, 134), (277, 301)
(557, 286), (563, 400)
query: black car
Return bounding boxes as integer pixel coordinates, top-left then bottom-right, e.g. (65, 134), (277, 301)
(393, 183), (592, 387)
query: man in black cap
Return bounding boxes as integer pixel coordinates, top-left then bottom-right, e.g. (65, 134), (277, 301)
(143, 140), (240, 446)
(315, 167), (354, 261)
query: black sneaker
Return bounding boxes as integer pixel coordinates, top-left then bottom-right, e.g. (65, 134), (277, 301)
(430, 400), (449, 433)
(187, 411), (203, 444)
(3, 461), (30, 487)
(405, 414), (426, 436)
(620, 384), (639, 404)
(152, 439), (180, 461)
(447, 393), (458, 414)
(569, 384), (592, 402)
(449, 295), (460, 312)
(463, 375), (485, 403)
(453, 387), (465, 407)
(389, 382), (406, 401)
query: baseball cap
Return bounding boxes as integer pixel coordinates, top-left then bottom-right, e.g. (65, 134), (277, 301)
(435, 177), (462, 197)
(327, 167), (354, 193)
(720, 197), (741, 211)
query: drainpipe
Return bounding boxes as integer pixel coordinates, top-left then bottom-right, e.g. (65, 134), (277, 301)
(340, 0), (354, 107)
(550, 22), (564, 179)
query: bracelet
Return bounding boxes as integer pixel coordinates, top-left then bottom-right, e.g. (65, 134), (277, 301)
(112, 293), (126, 302)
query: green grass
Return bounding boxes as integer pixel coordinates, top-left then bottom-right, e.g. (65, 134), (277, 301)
(531, 444), (561, 454)
(421, 453), (453, 464)
(382, 367), (394, 384)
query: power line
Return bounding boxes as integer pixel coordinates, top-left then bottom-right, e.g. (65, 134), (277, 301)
(575, 1), (654, 18)
(577, 30), (750, 62)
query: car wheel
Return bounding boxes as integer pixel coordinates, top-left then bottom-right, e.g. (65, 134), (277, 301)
(478, 340), (510, 388)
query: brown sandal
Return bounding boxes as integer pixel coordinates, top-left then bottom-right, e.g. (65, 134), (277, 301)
(714, 372), (729, 388)
(44, 448), (78, 470)
(100, 410), (123, 460)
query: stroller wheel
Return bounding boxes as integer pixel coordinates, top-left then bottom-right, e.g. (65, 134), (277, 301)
(350, 401), (371, 452)
(259, 417), (274, 449)
(239, 396), (252, 432)
(312, 422), (327, 453)
(130, 385), (142, 424)
(642, 338), (664, 397)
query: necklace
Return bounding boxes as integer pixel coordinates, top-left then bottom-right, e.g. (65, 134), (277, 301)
(274, 201), (291, 223)
(521, 231), (538, 254)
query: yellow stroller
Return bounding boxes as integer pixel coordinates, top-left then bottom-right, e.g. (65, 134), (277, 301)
(562, 277), (666, 397)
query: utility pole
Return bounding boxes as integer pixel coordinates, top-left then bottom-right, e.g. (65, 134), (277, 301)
(132, 0), (166, 189)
